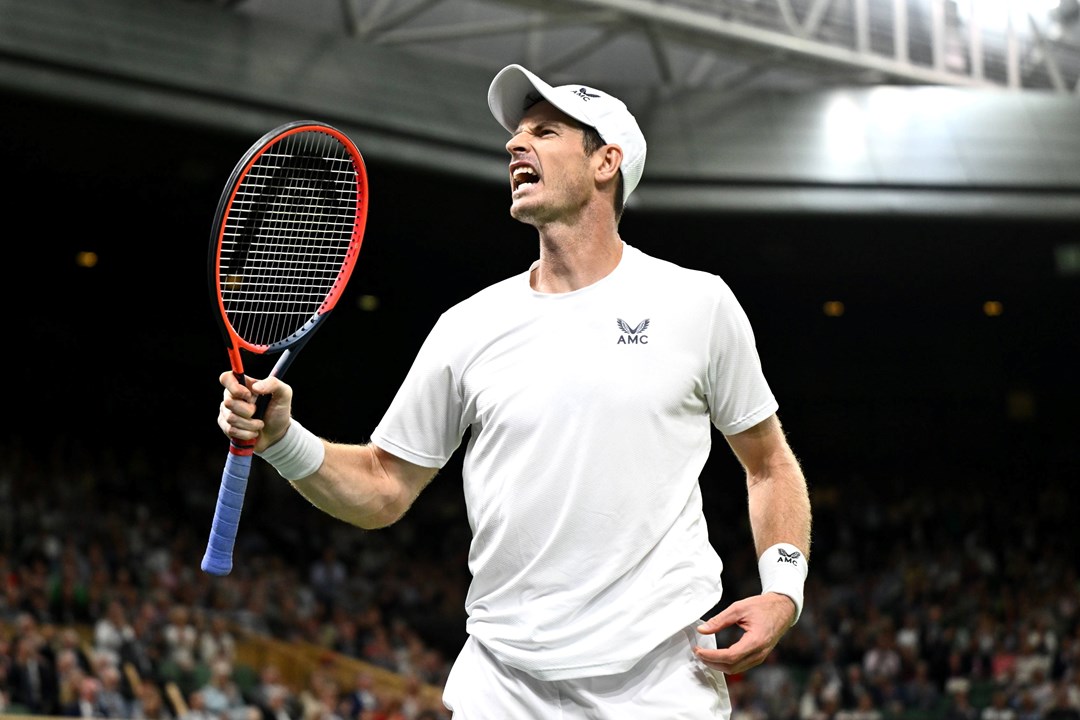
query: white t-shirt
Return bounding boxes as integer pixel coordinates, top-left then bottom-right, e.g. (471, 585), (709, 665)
(371, 243), (777, 680)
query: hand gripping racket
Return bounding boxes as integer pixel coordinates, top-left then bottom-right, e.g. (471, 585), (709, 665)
(201, 121), (368, 576)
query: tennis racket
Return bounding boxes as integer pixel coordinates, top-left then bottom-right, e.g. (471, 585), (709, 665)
(201, 120), (369, 576)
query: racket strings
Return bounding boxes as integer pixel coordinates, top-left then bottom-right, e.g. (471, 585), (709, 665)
(220, 129), (361, 346)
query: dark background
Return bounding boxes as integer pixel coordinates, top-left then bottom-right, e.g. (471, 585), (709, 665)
(4, 86), (1079, 667)
(5, 87), (1078, 507)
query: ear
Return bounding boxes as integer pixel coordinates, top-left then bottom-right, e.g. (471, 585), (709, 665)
(593, 144), (623, 187)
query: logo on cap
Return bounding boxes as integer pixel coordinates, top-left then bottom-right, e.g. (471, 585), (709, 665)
(574, 88), (601, 101)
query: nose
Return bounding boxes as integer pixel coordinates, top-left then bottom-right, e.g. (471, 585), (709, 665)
(505, 131), (528, 155)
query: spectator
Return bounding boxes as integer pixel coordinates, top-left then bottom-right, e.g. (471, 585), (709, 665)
(1052, 633), (1080, 683)
(57, 627), (94, 674)
(990, 638), (1018, 688)
(197, 659), (250, 720)
(55, 649), (89, 710)
(308, 548), (347, 614)
(96, 663), (131, 719)
(807, 687), (841, 720)
(179, 691), (216, 720)
(751, 651), (798, 719)
(65, 675), (109, 718)
(7, 632), (59, 715)
(298, 671), (343, 720)
(397, 674), (425, 720)
(981, 688), (1017, 720)
(341, 671), (378, 720)
(895, 611), (922, 658)
(944, 688), (979, 720)
(131, 682), (174, 720)
(249, 663), (294, 717)
(1014, 688), (1041, 720)
(260, 686), (295, 720)
(121, 608), (161, 688)
(361, 627), (396, 673)
(836, 692), (882, 720)
(94, 601), (135, 670)
(901, 659), (942, 713)
(862, 629), (902, 689)
(161, 606), (199, 692)
(840, 663), (872, 711)
(729, 678), (769, 720)
(797, 668), (833, 720)
(328, 613), (362, 660)
(1013, 632), (1052, 687)
(198, 615), (237, 667)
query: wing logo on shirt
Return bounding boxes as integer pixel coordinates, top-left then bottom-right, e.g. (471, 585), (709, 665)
(617, 318), (649, 334)
(616, 318), (649, 345)
(777, 548), (801, 566)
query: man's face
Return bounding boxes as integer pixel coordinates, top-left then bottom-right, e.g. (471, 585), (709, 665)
(504, 100), (595, 226)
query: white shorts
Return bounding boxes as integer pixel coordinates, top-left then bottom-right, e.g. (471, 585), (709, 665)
(441, 621), (730, 719)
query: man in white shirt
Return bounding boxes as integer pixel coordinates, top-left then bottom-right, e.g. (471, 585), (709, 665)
(218, 63), (812, 719)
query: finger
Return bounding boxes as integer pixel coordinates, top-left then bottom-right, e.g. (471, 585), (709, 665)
(217, 401), (261, 441)
(251, 375), (289, 397)
(223, 413), (263, 441)
(217, 403), (232, 435)
(698, 603), (741, 634)
(695, 652), (765, 676)
(697, 617), (725, 635)
(693, 646), (745, 675)
(694, 636), (768, 675)
(222, 385), (251, 411)
(223, 381), (261, 415)
(220, 371), (255, 404)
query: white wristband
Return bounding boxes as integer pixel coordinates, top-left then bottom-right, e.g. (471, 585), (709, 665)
(758, 543), (808, 626)
(255, 420), (325, 481)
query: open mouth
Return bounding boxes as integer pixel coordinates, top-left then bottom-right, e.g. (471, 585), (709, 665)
(512, 165), (539, 191)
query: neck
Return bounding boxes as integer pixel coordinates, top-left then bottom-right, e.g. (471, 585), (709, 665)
(529, 214), (623, 294)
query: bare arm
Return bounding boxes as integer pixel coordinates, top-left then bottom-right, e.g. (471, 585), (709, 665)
(694, 412), (812, 674)
(288, 441), (438, 529)
(727, 413), (811, 563)
(218, 372), (438, 530)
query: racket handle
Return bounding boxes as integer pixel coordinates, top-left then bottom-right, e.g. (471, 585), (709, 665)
(201, 443), (253, 576)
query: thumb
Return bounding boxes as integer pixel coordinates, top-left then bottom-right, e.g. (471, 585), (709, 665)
(251, 376), (283, 396)
(698, 605), (737, 635)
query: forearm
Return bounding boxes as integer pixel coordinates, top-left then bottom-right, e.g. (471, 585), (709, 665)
(286, 442), (413, 529)
(744, 444), (811, 625)
(745, 447), (811, 561)
(260, 422), (436, 529)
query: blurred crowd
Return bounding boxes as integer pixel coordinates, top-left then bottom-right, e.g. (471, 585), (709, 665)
(1, 434), (1078, 720)
(723, 472), (1080, 720)
(0, 436), (462, 720)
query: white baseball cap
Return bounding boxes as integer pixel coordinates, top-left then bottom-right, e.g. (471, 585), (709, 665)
(487, 64), (647, 204)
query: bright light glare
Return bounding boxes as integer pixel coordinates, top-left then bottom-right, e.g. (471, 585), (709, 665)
(866, 86), (913, 135)
(823, 96), (866, 167)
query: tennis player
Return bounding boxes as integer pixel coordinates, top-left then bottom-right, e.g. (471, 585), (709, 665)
(217, 64), (812, 718)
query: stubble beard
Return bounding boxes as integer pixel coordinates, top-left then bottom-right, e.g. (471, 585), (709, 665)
(508, 181), (589, 229)
(509, 197), (550, 227)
